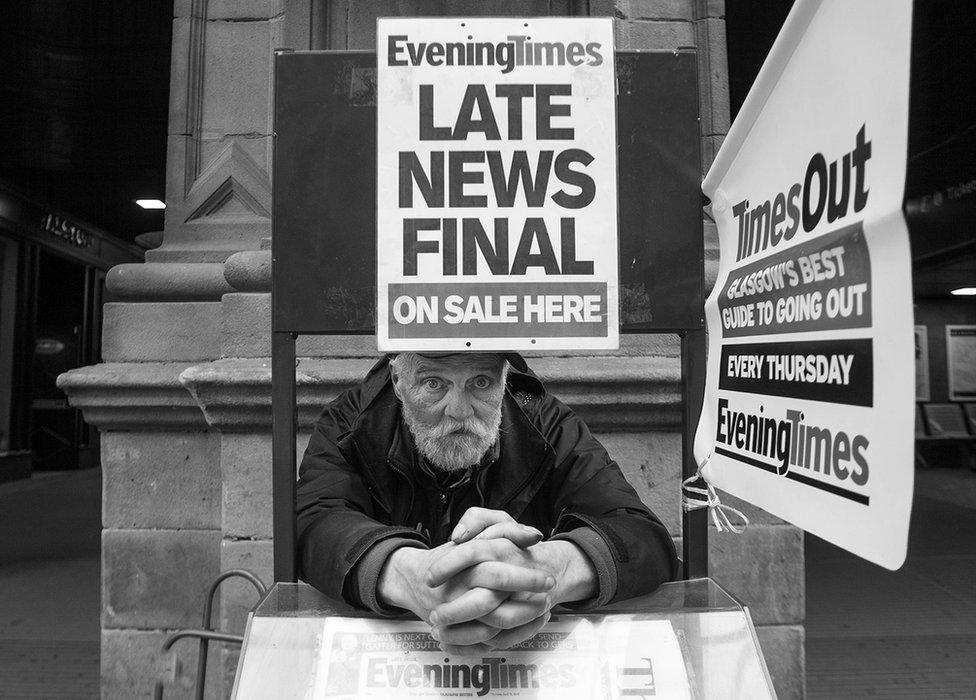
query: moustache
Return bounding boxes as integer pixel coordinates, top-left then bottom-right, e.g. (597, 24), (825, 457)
(428, 418), (494, 441)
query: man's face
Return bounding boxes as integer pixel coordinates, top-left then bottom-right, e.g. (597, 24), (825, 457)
(392, 353), (507, 471)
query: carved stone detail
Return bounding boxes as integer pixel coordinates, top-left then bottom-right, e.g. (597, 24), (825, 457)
(224, 250), (272, 292)
(57, 363), (208, 430)
(106, 263), (234, 301)
(184, 142), (271, 224)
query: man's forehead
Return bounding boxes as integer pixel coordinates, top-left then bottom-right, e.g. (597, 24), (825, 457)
(413, 353), (505, 374)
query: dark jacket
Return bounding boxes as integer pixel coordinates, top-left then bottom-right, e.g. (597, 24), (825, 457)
(296, 356), (679, 608)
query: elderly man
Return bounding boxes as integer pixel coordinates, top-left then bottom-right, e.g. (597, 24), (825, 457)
(297, 351), (677, 653)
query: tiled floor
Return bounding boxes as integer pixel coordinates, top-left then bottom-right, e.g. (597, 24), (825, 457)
(0, 469), (100, 700)
(806, 466), (976, 699)
(1, 464), (975, 698)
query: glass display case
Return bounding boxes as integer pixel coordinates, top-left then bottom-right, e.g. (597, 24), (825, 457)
(232, 577), (775, 699)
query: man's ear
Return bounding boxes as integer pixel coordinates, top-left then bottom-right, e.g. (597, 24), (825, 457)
(390, 369), (402, 400)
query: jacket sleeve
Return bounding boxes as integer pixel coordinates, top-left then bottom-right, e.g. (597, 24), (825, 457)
(534, 393), (679, 604)
(296, 388), (427, 603)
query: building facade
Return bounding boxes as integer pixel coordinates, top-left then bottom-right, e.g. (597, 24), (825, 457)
(58, 1), (805, 697)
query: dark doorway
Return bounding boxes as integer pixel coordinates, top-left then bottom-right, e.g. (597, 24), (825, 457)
(30, 250), (100, 470)
(0, 238), (105, 478)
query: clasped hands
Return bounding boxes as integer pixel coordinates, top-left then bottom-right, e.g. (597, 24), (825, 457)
(377, 507), (596, 656)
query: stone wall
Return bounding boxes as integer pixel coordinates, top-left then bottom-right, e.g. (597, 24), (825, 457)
(58, 1), (804, 698)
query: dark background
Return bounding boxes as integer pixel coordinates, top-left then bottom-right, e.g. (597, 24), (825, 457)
(0, 0), (172, 240)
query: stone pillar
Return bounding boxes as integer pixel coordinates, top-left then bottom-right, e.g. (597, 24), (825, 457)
(59, 1), (804, 698)
(59, 1), (308, 697)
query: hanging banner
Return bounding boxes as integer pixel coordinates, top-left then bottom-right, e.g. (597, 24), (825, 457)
(376, 18), (618, 352)
(696, 0), (915, 569)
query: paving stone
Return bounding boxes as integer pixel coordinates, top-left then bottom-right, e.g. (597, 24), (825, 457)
(0, 639), (98, 699)
(102, 302), (222, 362)
(102, 431), (221, 530)
(807, 634), (976, 700)
(102, 529), (221, 630)
(709, 524), (804, 625)
(756, 624), (805, 700)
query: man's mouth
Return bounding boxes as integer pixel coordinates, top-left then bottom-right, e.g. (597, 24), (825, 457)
(438, 423), (471, 437)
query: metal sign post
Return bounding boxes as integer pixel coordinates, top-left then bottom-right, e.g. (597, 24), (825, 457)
(271, 331), (297, 582)
(681, 327), (708, 579)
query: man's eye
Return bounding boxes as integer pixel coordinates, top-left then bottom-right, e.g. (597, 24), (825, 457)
(472, 376), (493, 390)
(423, 378), (443, 391)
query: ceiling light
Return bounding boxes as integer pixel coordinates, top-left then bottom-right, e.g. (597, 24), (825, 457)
(135, 199), (166, 209)
(950, 287), (976, 296)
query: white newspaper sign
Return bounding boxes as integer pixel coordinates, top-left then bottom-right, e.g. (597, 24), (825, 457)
(311, 616), (690, 699)
(697, 0), (915, 569)
(376, 18), (619, 352)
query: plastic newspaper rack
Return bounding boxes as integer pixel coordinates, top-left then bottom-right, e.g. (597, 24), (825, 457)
(231, 577), (775, 699)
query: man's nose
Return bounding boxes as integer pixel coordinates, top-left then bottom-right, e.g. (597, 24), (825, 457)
(443, 387), (474, 420)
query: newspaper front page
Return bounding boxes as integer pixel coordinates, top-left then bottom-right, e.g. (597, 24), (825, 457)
(310, 616), (690, 699)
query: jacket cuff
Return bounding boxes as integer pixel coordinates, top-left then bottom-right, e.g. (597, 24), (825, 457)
(550, 527), (616, 610)
(346, 537), (428, 616)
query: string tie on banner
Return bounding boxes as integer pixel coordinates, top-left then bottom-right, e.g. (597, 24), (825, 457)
(681, 453), (750, 534)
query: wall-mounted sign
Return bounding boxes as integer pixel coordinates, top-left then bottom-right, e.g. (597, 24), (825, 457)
(41, 213), (93, 248)
(375, 17), (618, 352)
(946, 325), (976, 401)
(697, 0), (915, 570)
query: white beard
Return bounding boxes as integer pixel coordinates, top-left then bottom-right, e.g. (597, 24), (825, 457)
(401, 400), (502, 471)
